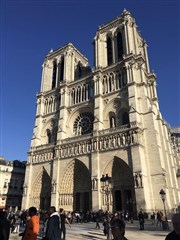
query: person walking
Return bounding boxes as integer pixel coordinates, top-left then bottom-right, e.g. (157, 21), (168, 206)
(45, 206), (61, 240)
(138, 210), (144, 230)
(151, 212), (156, 225)
(0, 210), (11, 240)
(19, 207), (39, 240)
(42, 212), (49, 239)
(110, 218), (128, 240)
(59, 208), (71, 240)
(165, 213), (180, 240)
(156, 211), (163, 227)
(95, 211), (100, 229)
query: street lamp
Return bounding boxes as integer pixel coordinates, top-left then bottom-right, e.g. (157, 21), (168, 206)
(100, 174), (112, 240)
(159, 189), (169, 230)
(100, 174), (112, 211)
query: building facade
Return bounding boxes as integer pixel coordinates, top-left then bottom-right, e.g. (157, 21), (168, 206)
(0, 157), (26, 209)
(22, 10), (180, 215)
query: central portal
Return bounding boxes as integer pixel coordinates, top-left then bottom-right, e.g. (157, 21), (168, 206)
(111, 156), (136, 215)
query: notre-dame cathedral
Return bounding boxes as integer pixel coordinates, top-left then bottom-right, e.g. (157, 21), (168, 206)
(22, 9), (180, 216)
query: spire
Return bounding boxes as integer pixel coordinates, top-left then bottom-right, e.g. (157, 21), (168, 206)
(122, 8), (132, 17)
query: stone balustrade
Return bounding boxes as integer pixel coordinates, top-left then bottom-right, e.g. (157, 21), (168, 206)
(28, 122), (141, 163)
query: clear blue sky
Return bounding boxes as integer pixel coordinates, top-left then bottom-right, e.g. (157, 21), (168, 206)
(1, 0), (180, 161)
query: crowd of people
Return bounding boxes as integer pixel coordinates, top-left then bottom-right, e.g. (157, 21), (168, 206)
(0, 207), (180, 240)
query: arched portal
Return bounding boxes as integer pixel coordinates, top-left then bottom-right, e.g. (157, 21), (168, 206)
(30, 168), (51, 210)
(112, 156), (136, 217)
(59, 159), (91, 212)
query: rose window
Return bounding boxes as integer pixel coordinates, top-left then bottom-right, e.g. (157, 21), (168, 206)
(73, 112), (94, 135)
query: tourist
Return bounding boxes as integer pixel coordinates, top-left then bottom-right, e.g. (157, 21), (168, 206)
(95, 211), (100, 229)
(0, 210), (11, 240)
(151, 212), (156, 225)
(110, 218), (128, 240)
(19, 207), (39, 240)
(165, 213), (180, 240)
(44, 206), (61, 240)
(59, 208), (71, 240)
(156, 211), (163, 227)
(138, 210), (144, 230)
(42, 211), (49, 239)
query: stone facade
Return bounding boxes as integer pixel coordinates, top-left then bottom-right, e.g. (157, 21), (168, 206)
(22, 10), (180, 216)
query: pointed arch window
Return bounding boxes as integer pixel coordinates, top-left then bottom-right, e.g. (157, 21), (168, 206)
(60, 56), (64, 82)
(117, 32), (123, 61)
(107, 37), (113, 65)
(75, 61), (83, 80)
(109, 112), (116, 128)
(52, 61), (57, 89)
(110, 116), (116, 128)
(88, 80), (94, 99)
(47, 129), (51, 144)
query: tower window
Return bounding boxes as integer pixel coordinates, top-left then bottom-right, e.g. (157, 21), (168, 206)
(89, 80), (94, 98)
(117, 32), (123, 61)
(52, 61), (57, 89)
(78, 65), (82, 78)
(59, 56), (64, 82)
(107, 37), (113, 65)
(75, 62), (83, 80)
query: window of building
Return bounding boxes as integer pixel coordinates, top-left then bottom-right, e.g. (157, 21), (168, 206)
(89, 80), (94, 98)
(109, 112), (116, 128)
(73, 112), (94, 135)
(110, 116), (116, 128)
(74, 61), (83, 80)
(47, 129), (51, 144)
(117, 32), (123, 61)
(78, 64), (82, 78)
(3, 182), (8, 188)
(59, 56), (64, 82)
(52, 61), (57, 89)
(107, 37), (113, 65)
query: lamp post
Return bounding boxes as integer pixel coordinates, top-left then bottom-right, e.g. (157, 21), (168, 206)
(100, 174), (112, 240)
(159, 189), (168, 230)
(100, 174), (112, 211)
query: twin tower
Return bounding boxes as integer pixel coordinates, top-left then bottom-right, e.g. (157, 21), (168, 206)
(22, 10), (179, 215)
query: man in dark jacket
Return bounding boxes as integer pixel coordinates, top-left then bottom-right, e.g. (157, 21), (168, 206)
(0, 210), (11, 240)
(138, 211), (145, 230)
(165, 213), (180, 240)
(45, 206), (61, 240)
(110, 218), (128, 240)
(59, 208), (71, 240)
